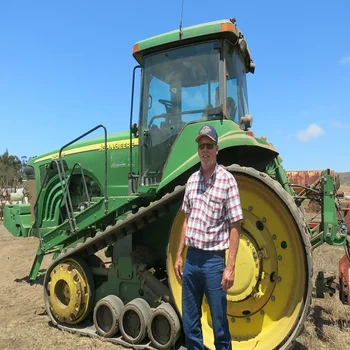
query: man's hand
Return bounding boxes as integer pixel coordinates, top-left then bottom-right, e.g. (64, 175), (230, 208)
(221, 266), (235, 291)
(175, 215), (187, 280)
(175, 255), (183, 280)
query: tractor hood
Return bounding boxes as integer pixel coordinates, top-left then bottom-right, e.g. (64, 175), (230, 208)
(157, 120), (279, 192)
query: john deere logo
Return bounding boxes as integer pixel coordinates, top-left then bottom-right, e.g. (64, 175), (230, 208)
(200, 126), (211, 134)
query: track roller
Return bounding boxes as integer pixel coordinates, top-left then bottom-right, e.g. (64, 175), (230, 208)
(147, 303), (181, 350)
(119, 298), (152, 344)
(93, 295), (124, 337)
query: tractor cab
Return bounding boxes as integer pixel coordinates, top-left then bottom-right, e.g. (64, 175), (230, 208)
(132, 19), (255, 187)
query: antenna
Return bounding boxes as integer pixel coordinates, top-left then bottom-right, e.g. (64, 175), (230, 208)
(179, 0), (184, 39)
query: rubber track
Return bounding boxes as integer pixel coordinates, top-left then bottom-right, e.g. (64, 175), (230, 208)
(46, 185), (185, 264)
(43, 165), (313, 350)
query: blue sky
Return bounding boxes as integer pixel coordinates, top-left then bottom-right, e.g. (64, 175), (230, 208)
(1, 0), (349, 171)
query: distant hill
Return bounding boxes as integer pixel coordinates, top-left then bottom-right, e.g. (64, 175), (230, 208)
(337, 172), (350, 186)
(337, 172), (350, 192)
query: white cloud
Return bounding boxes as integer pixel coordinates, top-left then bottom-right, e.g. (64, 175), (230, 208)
(296, 123), (325, 142)
(339, 55), (350, 64)
(331, 118), (350, 128)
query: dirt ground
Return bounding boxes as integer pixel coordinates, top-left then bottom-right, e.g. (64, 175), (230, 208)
(295, 243), (350, 349)
(0, 221), (349, 350)
(0, 221), (121, 350)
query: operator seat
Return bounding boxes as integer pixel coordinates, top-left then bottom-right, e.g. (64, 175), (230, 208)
(226, 97), (237, 122)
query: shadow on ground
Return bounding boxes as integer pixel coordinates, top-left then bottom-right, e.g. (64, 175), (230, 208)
(310, 305), (350, 340)
(14, 274), (44, 286)
(293, 341), (308, 349)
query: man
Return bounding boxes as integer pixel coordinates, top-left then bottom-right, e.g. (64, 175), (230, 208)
(175, 124), (242, 350)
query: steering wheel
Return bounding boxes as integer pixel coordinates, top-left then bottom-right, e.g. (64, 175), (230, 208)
(158, 99), (173, 112)
(147, 99), (174, 128)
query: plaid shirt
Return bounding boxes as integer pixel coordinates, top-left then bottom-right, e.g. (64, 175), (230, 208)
(182, 164), (243, 251)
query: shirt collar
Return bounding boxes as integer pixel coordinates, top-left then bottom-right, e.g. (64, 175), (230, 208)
(199, 163), (219, 183)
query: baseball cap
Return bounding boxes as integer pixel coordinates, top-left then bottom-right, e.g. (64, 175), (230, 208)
(195, 125), (218, 143)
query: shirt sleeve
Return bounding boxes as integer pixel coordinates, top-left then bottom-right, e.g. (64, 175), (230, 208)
(225, 175), (243, 223)
(181, 185), (191, 215)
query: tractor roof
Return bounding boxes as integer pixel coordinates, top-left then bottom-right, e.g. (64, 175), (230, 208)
(132, 18), (255, 73)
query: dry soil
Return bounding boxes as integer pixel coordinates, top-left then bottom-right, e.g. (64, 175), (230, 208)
(0, 221), (349, 350)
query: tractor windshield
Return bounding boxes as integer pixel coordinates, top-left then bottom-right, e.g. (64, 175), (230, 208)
(139, 40), (248, 186)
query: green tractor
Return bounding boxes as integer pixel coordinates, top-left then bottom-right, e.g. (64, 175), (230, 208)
(4, 18), (349, 349)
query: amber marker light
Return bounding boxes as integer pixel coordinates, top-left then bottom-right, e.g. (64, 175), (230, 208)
(133, 44), (139, 53)
(220, 23), (235, 32)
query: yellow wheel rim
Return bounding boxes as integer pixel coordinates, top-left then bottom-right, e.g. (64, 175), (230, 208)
(167, 166), (312, 349)
(46, 257), (94, 324)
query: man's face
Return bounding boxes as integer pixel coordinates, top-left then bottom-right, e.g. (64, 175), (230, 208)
(197, 135), (218, 169)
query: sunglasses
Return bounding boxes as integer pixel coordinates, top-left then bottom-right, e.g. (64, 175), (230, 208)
(198, 143), (216, 150)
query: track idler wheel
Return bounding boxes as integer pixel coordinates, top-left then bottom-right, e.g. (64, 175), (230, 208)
(147, 303), (181, 349)
(119, 298), (151, 344)
(93, 295), (124, 337)
(44, 256), (94, 325)
(167, 165), (313, 349)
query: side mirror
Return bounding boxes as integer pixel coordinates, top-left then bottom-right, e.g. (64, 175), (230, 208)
(240, 114), (253, 131)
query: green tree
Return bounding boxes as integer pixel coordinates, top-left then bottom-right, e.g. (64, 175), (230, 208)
(0, 150), (22, 187)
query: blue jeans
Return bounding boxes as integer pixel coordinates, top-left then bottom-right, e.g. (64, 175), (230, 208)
(182, 247), (231, 350)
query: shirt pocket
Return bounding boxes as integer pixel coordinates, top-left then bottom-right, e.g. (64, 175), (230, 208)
(208, 200), (224, 222)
